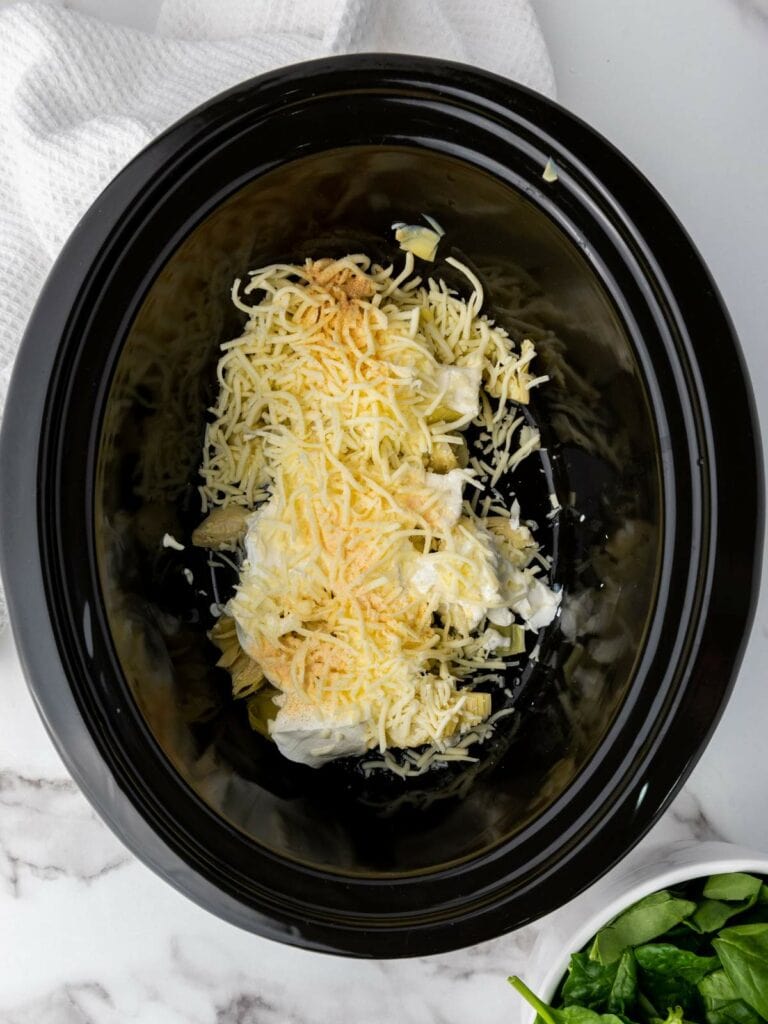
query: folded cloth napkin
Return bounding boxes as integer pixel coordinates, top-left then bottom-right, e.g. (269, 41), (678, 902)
(0, 0), (554, 629)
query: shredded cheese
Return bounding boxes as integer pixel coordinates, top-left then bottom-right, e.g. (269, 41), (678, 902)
(199, 253), (558, 770)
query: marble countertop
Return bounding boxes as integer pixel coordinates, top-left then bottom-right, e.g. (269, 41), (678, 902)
(1, 0), (767, 1021)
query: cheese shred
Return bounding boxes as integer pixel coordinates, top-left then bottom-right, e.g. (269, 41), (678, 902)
(198, 253), (559, 771)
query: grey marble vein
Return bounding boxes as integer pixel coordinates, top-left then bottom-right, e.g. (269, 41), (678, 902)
(666, 787), (725, 844)
(0, 983), (112, 1024)
(214, 993), (297, 1024)
(0, 770), (130, 896)
(735, 0), (768, 21)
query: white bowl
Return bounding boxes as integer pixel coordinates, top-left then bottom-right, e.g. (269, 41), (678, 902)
(519, 839), (768, 1019)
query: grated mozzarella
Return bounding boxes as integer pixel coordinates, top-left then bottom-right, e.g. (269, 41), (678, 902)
(199, 254), (558, 769)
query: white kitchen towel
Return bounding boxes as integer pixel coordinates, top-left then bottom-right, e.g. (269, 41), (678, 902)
(0, 0), (554, 628)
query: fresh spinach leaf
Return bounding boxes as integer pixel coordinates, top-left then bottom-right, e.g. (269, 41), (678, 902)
(698, 968), (764, 1023)
(590, 893), (697, 965)
(562, 953), (616, 1007)
(508, 977), (627, 1024)
(699, 968), (739, 1003)
(562, 951), (638, 1014)
(713, 924), (768, 1018)
(704, 875), (763, 902)
(689, 899), (755, 934)
(635, 943), (719, 1014)
(688, 875), (764, 934)
(607, 951), (639, 1015)
(554, 1007), (626, 1024)
(634, 943), (719, 982)
(705, 1005), (766, 1024)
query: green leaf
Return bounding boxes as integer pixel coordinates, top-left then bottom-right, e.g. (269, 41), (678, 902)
(713, 924), (768, 1018)
(635, 944), (720, 1014)
(590, 893), (697, 966)
(689, 899), (756, 934)
(562, 953), (617, 1007)
(698, 972), (765, 1024)
(559, 1010), (627, 1024)
(508, 977), (626, 1024)
(635, 943), (720, 983)
(706, 1005), (766, 1024)
(561, 951), (638, 1014)
(689, 874), (763, 933)
(607, 951), (639, 1015)
(698, 969), (740, 1004)
(704, 874), (764, 902)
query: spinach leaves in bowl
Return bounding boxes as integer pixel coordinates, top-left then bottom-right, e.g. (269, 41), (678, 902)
(510, 872), (768, 1023)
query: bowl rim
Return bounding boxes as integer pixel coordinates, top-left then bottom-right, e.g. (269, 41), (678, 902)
(529, 840), (768, 1006)
(0, 53), (763, 957)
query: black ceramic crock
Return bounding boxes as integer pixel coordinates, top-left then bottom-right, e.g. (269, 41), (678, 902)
(0, 55), (762, 957)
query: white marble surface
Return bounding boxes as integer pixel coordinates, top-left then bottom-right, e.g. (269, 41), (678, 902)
(1, 0), (767, 1021)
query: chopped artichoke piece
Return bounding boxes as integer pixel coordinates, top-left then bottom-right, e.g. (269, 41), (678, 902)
(210, 614), (241, 667)
(463, 691), (492, 720)
(394, 225), (442, 262)
(210, 614), (237, 643)
(192, 505), (249, 549)
(215, 641), (242, 669)
(542, 157), (559, 182)
(454, 438), (470, 468)
(427, 404), (462, 424)
(230, 651), (265, 698)
(246, 687), (280, 737)
(492, 622), (526, 656)
(429, 441), (458, 472)
(209, 614), (264, 696)
(428, 438), (469, 473)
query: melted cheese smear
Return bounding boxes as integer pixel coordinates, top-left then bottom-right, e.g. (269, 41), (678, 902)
(200, 254), (560, 767)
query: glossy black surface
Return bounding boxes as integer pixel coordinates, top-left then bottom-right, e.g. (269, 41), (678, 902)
(0, 55), (762, 956)
(96, 146), (658, 876)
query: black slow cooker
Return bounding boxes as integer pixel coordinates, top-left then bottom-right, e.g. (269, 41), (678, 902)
(0, 55), (762, 957)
